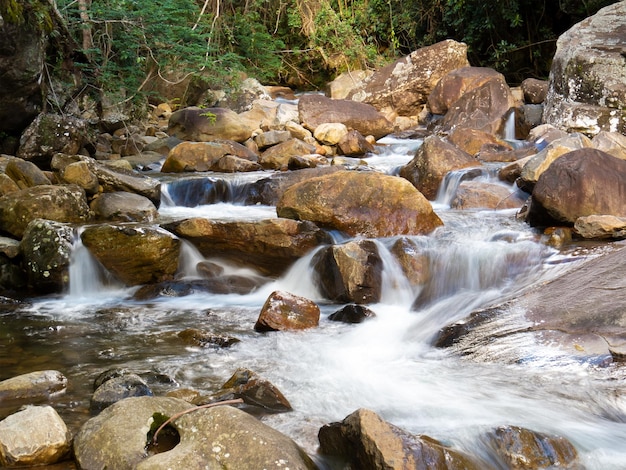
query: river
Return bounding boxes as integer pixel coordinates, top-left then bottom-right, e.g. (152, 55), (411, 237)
(1, 135), (626, 469)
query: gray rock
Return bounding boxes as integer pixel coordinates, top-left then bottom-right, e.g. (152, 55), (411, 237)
(90, 191), (158, 222)
(0, 370), (67, 402)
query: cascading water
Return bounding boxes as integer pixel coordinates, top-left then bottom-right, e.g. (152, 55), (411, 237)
(2, 138), (626, 469)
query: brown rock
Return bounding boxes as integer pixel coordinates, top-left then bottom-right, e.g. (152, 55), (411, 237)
(428, 66), (503, 115)
(450, 181), (526, 210)
(348, 40), (470, 116)
(5, 158), (50, 189)
(277, 170), (443, 237)
(254, 290), (320, 331)
(167, 107), (255, 143)
(259, 138), (317, 170)
(399, 135), (481, 200)
(521, 78), (549, 104)
(161, 140), (258, 173)
(90, 192), (158, 222)
(59, 160), (100, 194)
(389, 237), (430, 287)
(80, 224), (180, 286)
(337, 129), (375, 156)
(448, 127), (510, 156)
(574, 214), (626, 239)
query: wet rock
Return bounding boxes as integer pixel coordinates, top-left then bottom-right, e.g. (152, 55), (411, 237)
(0, 370), (67, 402)
(439, 76), (516, 137)
(91, 161), (161, 206)
(277, 170), (442, 237)
(4, 158), (50, 189)
(521, 78), (549, 104)
(485, 425), (580, 469)
(399, 135), (481, 200)
(164, 217), (331, 277)
(298, 94), (393, 140)
(20, 219), (74, 292)
(574, 215), (626, 240)
(90, 192), (158, 222)
(259, 138), (317, 170)
(337, 129), (375, 156)
(498, 155), (533, 184)
(254, 290), (320, 332)
(0, 184), (89, 238)
(0, 405), (71, 467)
(313, 240), (383, 304)
(161, 140), (258, 173)
(328, 304), (376, 323)
(177, 329), (240, 348)
(527, 149), (626, 227)
(204, 368), (292, 413)
(448, 127), (510, 157)
(518, 133), (592, 192)
(389, 237), (430, 287)
(80, 224), (180, 286)
(288, 154), (331, 169)
(17, 113), (93, 165)
(450, 181), (526, 210)
(74, 396), (316, 470)
(318, 408), (484, 470)
(167, 106), (255, 143)
(91, 374), (153, 413)
(428, 66), (503, 115)
(542, 2), (626, 135)
(348, 40), (469, 116)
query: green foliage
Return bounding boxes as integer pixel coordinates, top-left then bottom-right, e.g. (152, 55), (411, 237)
(0, 0), (53, 32)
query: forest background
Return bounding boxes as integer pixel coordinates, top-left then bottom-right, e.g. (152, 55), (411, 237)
(1, 0), (621, 108)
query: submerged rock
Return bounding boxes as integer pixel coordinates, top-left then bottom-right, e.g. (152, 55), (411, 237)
(328, 304), (376, 323)
(0, 370), (67, 402)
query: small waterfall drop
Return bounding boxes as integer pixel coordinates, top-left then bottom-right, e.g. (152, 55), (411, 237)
(504, 110), (516, 141)
(434, 167), (488, 207)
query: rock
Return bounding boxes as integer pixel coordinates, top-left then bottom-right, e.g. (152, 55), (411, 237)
(516, 104), (545, 139)
(450, 181), (526, 210)
(285, 121), (313, 141)
(214, 77), (272, 112)
(328, 70), (374, 99)
(428, 66), (503, 115)
(254, 290), (320, 331)
(288, 154), (331, 170)
(0, 173), (20, 196)
(80, 224), (181, 286)
(4, 158), (50, 189)
(298, 94), (394, 140)
(253, 129), (292, 149)
(527, 148), (626, 226)
(0, 21), (44, 135)
(348, 40), (470, 116)
(518, 133), (592, 192)
(399, 135), (481, 200)
(591, 130), (626, 160)
(312, 240), (383, 304)
(328, 304), (376, 323)
(259, 138), (317, 170)
(161, 140), (259, 173)
(318, 408), (484, 470)
(167, 106), (255, 143)
(448, 127), (510, 156)
(498, 155), (534, 184)
(20, 219), (74, 292)
(574, 214), (626, 239)
(74, 396), (316, 470)
(91, 374), (153, 413)
(164, 217), (331, 277)
(0, 236), (20, 259)
(389, 237), (430, 287)
(90, 192), (158, 222)
(17, 113), (92, 165)
(542, 1), (626, 135)
(0, 184), (90, 238)
(205, 368), (292, 412)
(178, 329), (240, 348)
(0, 370), (67, 402)
(277, 170), (442, 238)
(337, 129), (375, 156)
(90, 161), (162, 206)
(212, 154), (263, 172)
(58, 160), (100, 194)
(0, 405), (71, 467)
(313, 122), (349, 145)
(521, 78), (549, 104)
(439, 76), (516, 137)
(485, 425), (580, 469)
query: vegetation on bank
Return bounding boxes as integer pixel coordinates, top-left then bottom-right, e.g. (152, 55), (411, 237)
(0, 0), (620, 105)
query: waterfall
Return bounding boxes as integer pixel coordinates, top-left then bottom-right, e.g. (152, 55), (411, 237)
(434, 167), (488, 207)
(504, 110), (516, 141)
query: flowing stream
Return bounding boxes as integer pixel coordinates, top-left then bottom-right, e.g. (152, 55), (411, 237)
(2, 136), (626, 469)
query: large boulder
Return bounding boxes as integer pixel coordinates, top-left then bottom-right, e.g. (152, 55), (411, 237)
(318, 408), (484, 469)
(399, 135), (481, 200)
(0, 20), (44, 136)
(347, 40), (470, 116)
(298, 94), (394, 140)
(542, 1), (626, 136)
(167, 107), (255, 143)
(161, 140), (259, 173)
(0, 405), (71, 467)
(439, 76), (516, 137)
(0, 184), (90, 238)
(90, 192), (158, 222)
(259, 138), (317, 171)
(80, 224), (181, 286)
(20, 219), (74, 292)
(74, 396), (317, 470)
(254, 290), (320, 332)
(527, 148), (626, 226)
(277, 170), (442, 238)
(450, 181), (525, 210)
(4, 158), (50, 189)
(312, 240), (383, 304)
(163, 218), (332, 277)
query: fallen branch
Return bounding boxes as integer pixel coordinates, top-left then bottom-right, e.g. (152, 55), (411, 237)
(152, 398), (244, 445)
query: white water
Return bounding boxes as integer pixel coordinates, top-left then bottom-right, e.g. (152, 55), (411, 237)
(25, 139), (626, 469)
